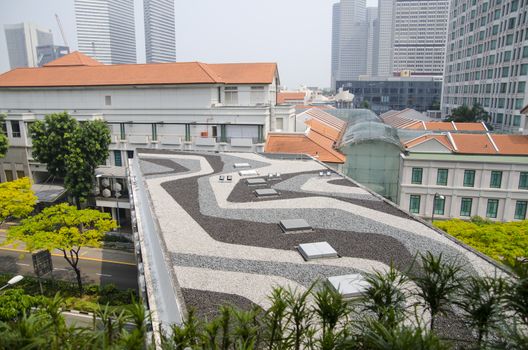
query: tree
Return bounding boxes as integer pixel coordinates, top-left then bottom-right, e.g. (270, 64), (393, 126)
(0, 114), (8, 158)
(65, 120), (111, 207)
(6, 203), (117, 295)
(30, 113), (111, 207)
(360, 100), (371, 109)
(447, 103), (489, 123)
(30, 112), (78, 178)
(0, 177), (37, 225)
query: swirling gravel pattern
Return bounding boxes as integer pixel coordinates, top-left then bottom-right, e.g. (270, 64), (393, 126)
(172, 253), (361, 287)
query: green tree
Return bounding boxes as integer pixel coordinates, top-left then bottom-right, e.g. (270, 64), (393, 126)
(6, 203), (117, 295)
(30, 113), (111, 207)
(0, 114), (8, 158)
(360, 100), (371, 109)
(447, 103), (489, 123)
(0, 177), (37, 225)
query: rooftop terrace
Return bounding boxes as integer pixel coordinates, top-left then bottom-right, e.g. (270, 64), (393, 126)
(132, 151), (502, 326)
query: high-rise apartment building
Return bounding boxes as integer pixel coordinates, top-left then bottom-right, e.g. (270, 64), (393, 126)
(376, 0), (394, 77)
(442, 0), (528, 133)
(392, 0), (449, 75)
(144, 0), (176, 63)
(331, 0), (368, 88)
(331, 3), (341, 90)
(4, 23), (53, 68)
(74, 0), (136, 64)
(366, 7), (379, 76)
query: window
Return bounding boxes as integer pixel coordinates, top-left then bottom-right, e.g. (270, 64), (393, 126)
(519, 172), (528, 189)
(16, 170), (25, 179)
(105, 95), (112, 106)
(411, 168), (423, 184)
(514, 115), (521, 127)
(506, 34), (514, 46)
(10, 121), (21, 138)
(490, 171), (502, 188)
(433, 196), (445, 215)
(486, 199), (499, 218)
(275, 118), (284, 130)
(127, 150), (134, 159)
(502, 67), (509, 78)
(519, 82), (526, 93)
(523, 47), (528, 59)
(463, 170), (476, 187)
(409, 195), (420, 214)
(516, 99), (525, 110)
(224, 87), (238, 105)
(515, 201), (527, 220)
(460, 198), (473, 217)
(120, 123), (126, 140)
(250, 86), (265, 105)
(436, 169), (448, 186)
(504, 51), (511, 62)
(521, 64), (528, 76)
(4, 170), (13, 182)
(151, 124), (157, 141)
(114, 150), (122, 167)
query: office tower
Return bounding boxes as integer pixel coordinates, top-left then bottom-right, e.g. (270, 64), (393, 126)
(442, 0), (528, 133)
(4, 23), (53, 68)
(331, 3), (341, 90)
(144, 0), (176, 63)
(331, 0), (368, 89)
(376, 0), (394, 77)
(392, 0), (449, 75)
(366, 7), (379, 76)
(74, 0), (136, 64)
(36, 45), (70, 67)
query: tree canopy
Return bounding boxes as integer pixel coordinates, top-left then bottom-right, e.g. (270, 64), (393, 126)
(446, 103), (489, 123)
(7, 203), (117, 294)
(30, 113), (111, 205)
(0, 114), (8, 158)
(434, 217), (528, 265)
(0, 177), (37, 225)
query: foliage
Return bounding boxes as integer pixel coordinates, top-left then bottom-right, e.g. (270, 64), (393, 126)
(0, 114), (8, 158)
(0, 177), (37, 224)
(434, 217), (528, 265)
(30, 113), (111, 205)
(359, 100), (371, 109)
(409, 252), (463, 331)
(6, 203), (117, 295)
(446, 103), (489, 123)
(0, 289), (45, 321)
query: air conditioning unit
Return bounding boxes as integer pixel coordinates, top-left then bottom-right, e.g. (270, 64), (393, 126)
(200, 131), (209, 137)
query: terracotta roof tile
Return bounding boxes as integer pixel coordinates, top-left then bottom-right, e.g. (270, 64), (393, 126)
(277, 92), (306, 104)
(452, 122), (488, 131)
(305, 118), (341, 141)
(0, 52), (278, 87)
(450, 134), (496, 154)
(265, 132), (345, 163)
(491, 135), (528, 155)
(404, 134), (455, 151)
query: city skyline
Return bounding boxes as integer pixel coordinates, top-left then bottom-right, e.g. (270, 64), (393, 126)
(0, 0), (378, 88)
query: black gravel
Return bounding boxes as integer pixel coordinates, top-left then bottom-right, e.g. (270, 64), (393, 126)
(181, 288), (259, 320)
(159, 153), (415, 269)
(328, 178), (359, 187)
(226, 172), (411, 219)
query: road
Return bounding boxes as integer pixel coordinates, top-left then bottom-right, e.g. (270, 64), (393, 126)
(0, 230), (138, 290)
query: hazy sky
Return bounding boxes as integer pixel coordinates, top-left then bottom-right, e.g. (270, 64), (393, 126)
(0, 0), (378, 88)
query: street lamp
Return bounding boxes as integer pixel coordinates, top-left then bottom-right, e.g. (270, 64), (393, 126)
(431, 192), (445, 223)
(0, 275), (24, 292)
(96, 173), (121, 232)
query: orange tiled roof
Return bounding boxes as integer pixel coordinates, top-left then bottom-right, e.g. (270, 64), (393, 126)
(0, 51), (278, 87)
(405, 133), (528, 155)
(304, 108), (346, 131)
(265, 131), (345, 163)
(305, 118), (341, 141)
(277, 92), (306, 104)
(382, 109), (488, 131)
(453, 122), (489, 131)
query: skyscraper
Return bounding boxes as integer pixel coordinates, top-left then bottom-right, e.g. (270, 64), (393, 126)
(366, 7), (379, 77)
(4, 23), (53, 68)
(392, 0), (449, 75)
(144, 0), (176, 63)
(442, 0), (528, 133)
(376, 0), (394, 77)
(74, 0), (136, 64)
(331, 0), (368, 89)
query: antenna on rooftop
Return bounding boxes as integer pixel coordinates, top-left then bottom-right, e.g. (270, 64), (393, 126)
(55, 14), (69, 47)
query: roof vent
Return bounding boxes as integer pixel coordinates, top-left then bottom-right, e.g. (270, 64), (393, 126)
(298, 242), (338, 261)
(255, 188), (279, 198)
(279, 219), (313, 233)
(246, 178), (267, 186)
(234, 163), (251, 168)
(239, 170), (258, 176)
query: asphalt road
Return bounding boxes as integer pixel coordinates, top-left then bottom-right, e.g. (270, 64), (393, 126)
(0, 248), (138, 290)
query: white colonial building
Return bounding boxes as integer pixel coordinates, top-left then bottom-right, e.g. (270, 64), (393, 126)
(400, 132), (528, 222)
(0, 51), (294, 225)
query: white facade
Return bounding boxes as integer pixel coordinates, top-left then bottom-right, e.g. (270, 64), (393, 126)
(4, 23), (53, 68)
(74, 0), (136, 64)
(442, 0), (528, 133)
(392, 0), (449, 75)
(400, 152), (528, 222)
(144, 0), (176, 63)
(0, 82), (294, 182)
